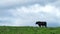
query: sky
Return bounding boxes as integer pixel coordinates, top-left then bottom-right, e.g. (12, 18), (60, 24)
(0, 0), (60, 27)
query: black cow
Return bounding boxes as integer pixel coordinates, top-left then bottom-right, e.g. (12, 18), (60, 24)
(36, 21), (47, 27)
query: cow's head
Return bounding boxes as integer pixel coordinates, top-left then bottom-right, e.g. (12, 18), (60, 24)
(36, 21), (41, 24)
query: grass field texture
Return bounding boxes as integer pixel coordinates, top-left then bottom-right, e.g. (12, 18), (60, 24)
(0, 26), (60, 34)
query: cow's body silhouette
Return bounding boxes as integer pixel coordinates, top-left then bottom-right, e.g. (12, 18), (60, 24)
(36, 21), (47, 27)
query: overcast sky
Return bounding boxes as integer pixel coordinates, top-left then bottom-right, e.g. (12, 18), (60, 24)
(0, 0), (60, 27)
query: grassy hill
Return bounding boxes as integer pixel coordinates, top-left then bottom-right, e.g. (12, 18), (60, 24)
(0, 26), (60, 34)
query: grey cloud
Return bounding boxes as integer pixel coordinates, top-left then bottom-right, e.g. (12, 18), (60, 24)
(0, 10), (13, 17)
(0, 0), (57, 9)
(0, 0), (60, 27)
(50, 0), (60, 8)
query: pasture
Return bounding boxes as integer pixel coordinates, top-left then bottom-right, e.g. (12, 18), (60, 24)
(0, 26), (60, 34)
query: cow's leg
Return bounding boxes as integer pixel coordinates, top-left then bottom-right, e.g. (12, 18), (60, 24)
(45, 24), (47, 28)
(42, 25), (44, 27)
(38, 24), (41, 27)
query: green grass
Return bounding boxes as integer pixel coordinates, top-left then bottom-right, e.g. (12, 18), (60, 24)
(0, 26), (60, 34)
